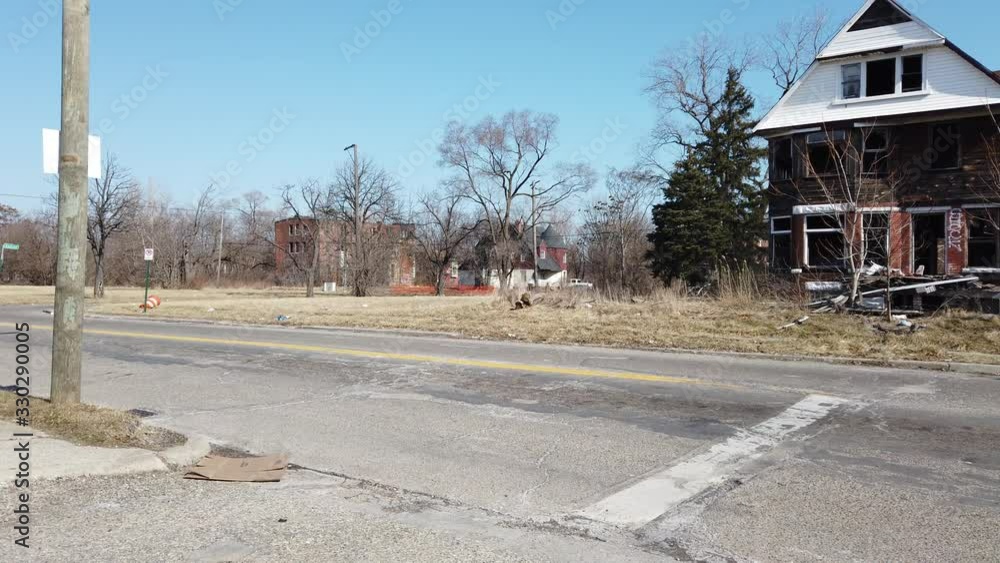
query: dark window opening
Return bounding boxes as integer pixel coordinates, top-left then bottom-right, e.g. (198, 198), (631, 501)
(806, 131), (846, 177)
(849, 0), (912, 32)
(772, 138), (795, 180)
(771, 234), (792, 269)
(929, 124), (961, 170)
(866, 58), (897, 97)
(806, 214), (845, 268)
(913, 214), (946, 275)
(864, 213), (891, 266)
(808, 232), (845, 268)
(772, 217), (792, 232)
(842, 64), (862, 99)
(968, 209), (1000, 268)
(863, 129), (891, 176)
(901, 54), (924, 92)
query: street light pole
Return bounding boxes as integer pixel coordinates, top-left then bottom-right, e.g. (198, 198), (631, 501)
(51, 0), (90, 406)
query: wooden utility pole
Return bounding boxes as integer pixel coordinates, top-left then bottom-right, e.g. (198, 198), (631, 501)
(51, 0), (90, 405)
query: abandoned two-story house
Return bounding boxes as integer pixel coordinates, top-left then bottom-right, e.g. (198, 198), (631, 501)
(756, 0), (1000, 286)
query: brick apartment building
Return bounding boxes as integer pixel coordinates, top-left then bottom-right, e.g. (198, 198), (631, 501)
(274, 217), (417, 288)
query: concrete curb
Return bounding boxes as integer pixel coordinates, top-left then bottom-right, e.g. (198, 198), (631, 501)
(157, 434), (212, 468)
(83, 313), (1000, 378)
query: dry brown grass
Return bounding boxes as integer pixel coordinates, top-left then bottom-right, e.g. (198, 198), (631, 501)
(2, 285), (998, 365)
(0, 392), (184, 449)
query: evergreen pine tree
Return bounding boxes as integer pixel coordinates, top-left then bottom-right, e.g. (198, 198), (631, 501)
(648, 152), (730, 285)
(701, 68), (768, 264)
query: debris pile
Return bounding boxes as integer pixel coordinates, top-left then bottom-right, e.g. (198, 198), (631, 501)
(808, 271), (999, 315)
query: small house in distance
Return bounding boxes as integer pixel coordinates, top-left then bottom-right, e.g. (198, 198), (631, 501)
(756, 0), (1000, 310)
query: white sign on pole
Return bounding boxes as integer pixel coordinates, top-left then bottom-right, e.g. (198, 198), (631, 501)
(42, 128), (102, 179)
(144, 248), (155, 262)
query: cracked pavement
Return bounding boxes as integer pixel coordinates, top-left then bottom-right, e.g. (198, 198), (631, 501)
(1, 305), (999, 561)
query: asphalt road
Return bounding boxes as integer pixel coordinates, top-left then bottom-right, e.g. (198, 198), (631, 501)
(1, 304), (999, 562)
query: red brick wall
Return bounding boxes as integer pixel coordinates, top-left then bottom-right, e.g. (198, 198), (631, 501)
(946, 208), (967, 276)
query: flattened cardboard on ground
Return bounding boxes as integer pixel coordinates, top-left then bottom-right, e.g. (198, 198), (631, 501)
(185, 454), (289, 482)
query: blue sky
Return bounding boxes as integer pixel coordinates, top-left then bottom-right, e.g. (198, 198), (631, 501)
(3, 0), (999, 212)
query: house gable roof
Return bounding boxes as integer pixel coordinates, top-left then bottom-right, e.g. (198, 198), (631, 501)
(755, 0), (1000, 135)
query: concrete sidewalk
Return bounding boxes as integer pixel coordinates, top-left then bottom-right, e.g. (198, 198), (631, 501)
(1, 421), (209, 480)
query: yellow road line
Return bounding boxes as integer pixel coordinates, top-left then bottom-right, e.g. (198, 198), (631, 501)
(32, 324), (737, 389)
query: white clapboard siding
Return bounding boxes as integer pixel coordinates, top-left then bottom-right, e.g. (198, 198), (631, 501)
(820, 21), (942, 59)
(756, 46), (1000, 133)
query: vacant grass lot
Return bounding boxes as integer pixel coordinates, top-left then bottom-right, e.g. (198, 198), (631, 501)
(2, 285), (999, 366)
(0, 392), (184, 449)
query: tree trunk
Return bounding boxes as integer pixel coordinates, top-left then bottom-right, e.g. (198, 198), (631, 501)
(306, 268), (315, 298)
(94, 252), (105, 298)
(436, 265), (447, 296)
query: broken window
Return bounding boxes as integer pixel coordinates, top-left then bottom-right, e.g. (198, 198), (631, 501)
(968, 209), (1000, 268)
(849, 0), (912, 32)
(912, 213), (946, 275)
(866, 58), (897, 97)
(901, 54), (924, 93)
(863, 129), (891, 176)
(805, 215), (845, 268)
(806, 131), (846, 177)
(771, 138), (795, 180)
(842, 64), (862, 99)
(771, 216), (793, 269)
(863, 213), (891, 267)
(929, 124), (961, 170)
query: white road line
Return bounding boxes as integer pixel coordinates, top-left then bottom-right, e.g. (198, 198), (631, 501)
(578, 394), (853, 528)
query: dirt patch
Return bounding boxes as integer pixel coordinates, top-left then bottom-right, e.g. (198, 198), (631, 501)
(0, 391), (184, 450)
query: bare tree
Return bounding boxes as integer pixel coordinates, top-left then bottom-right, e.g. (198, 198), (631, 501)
(439, 110), (595, 290)
(279, 179), (326, 297)
(760, 7), (835, 93)
(329, 156), (400, 297)
(176, 185), (216, 286)
(791, 126), (907, 313)
(414, 188), (478, 296)
(87, 154), (141, 297)
(644, 35), (753, 170)
(581, 168), (658, 295)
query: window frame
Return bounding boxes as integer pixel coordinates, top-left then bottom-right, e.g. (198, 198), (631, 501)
(866, 57), (898, 98)
(838, 52), (927, 102)
(862, 211), (892, 267)
(770, 215), (793, 269)
(862, 128), (891, 176)
(804, 214), (846, 269)
(842, 63), (862, 100)
(901, 54), (925, 93)
(771, 137), (796, 181)
(805, 130), (847, 178)
(927, 123), (962, 171)
(966, 208), (1000, 269)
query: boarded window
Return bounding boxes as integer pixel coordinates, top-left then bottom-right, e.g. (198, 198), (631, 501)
(929, 124), (961, 170)
(866, 58), (897, 97)
(901, 54), (924, 93)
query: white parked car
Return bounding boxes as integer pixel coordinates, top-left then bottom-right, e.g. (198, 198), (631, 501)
(567, 279), (594, 289)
